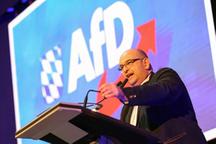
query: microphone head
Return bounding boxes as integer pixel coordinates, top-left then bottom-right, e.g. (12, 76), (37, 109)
(121, 79), (128, 87)
(116, 81), (123, 87)
(117, 79), (128, 88)
(95, 104), (103, 110)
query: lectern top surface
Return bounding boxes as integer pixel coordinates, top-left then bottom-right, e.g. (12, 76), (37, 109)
(15, 102), (84, 138)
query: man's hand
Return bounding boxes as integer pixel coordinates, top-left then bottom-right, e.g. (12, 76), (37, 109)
(99, 83), (128, 102)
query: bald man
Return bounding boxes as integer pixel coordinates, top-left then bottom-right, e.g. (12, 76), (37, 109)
(99, 49), (207, 143)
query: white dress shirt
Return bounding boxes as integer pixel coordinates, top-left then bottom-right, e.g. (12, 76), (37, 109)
(129, 74), (151, 126)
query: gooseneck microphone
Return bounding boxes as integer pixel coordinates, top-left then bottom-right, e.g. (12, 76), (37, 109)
(83, 89), (100, 108)
(83, 79), (128, 109)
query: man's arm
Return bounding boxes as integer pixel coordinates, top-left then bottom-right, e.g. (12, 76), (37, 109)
(122, 68), (186, 106)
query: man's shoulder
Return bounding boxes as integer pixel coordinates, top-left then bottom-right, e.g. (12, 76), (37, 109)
(152, 67), (180, 80)
(148, 67), (183, 85)
(155, 67), (177, 75)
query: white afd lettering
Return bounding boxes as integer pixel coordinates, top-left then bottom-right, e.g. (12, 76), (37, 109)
(68, 29), (95, 93)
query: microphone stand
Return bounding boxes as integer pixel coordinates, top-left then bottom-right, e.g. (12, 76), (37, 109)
(83, 79), (128, 109)
(83, 89), (100, 108)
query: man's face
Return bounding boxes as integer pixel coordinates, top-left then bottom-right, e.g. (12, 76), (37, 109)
(119, 50), (151, 86)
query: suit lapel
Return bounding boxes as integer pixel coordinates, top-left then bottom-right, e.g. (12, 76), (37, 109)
(120, 105), (133, 123)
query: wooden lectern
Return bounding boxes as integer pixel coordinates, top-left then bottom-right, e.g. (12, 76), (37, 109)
(15, 103), (161, 144)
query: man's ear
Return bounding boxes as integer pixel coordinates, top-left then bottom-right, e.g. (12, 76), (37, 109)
(143, 58), (151, 70)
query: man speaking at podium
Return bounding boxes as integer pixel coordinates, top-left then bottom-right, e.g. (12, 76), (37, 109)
(99, 49), (207, 143)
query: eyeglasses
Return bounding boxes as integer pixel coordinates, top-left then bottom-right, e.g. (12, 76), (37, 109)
(118, 58), (143, 71)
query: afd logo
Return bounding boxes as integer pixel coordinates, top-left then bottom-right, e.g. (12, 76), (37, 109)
(39, 1), (134, 103)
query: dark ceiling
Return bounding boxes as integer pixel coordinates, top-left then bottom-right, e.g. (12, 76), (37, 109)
(0, 0), (19, 16)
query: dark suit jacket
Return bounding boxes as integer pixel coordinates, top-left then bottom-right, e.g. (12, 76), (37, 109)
(120, 68), (207, 144)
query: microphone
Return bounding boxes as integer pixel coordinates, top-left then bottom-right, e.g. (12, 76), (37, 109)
(94, 103), (103, 110)
(117, 79), (128, 88)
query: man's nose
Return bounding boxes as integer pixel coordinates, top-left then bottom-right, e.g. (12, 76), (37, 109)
(122, 66), (129, 74)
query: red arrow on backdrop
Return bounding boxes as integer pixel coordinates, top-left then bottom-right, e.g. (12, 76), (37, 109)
(136, 19), (156, 53)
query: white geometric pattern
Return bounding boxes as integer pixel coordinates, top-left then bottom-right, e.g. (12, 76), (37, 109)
(40, 46), (63, 104)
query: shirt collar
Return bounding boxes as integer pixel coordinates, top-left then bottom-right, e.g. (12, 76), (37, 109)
(141, 72), (152, 85)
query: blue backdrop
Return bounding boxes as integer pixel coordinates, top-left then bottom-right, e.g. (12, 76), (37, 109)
(8, 0), (216, 143)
